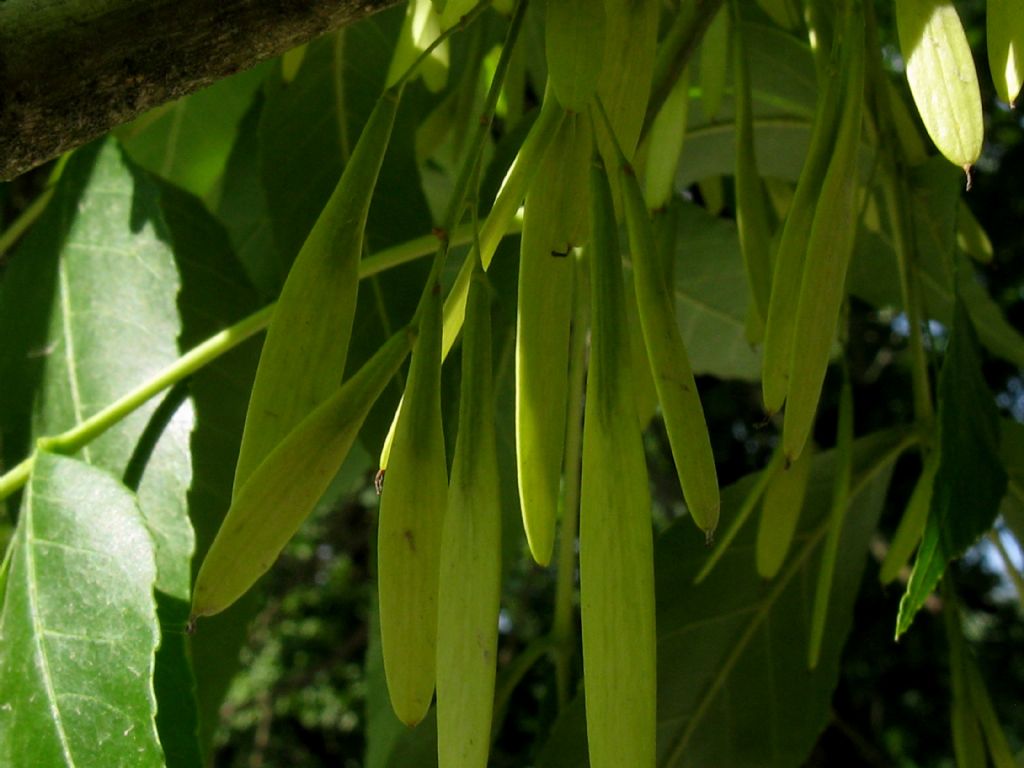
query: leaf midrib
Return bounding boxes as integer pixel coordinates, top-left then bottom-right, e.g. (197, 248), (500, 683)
(25, 483), (77, 767)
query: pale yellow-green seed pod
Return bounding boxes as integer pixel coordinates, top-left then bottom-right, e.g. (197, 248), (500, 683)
(234, 87), (401, 497)
(603, 102), (720, 536)
(761, 12), (847, 415)
(436, 259), (502, 768)
(378, 279), (448, 727)
(545, 0), (606, 113)
(896, 0), (983, 174)
(581, 150), (656, 768)
(987, 0), (1024, 107)
(732, 0), (773, 342)
(755, 442), (814, 580)
(191, 329), (412, 621)
(782, 0), (865, 463)
(594, 0), (659, 179)
(643, 66), (690, 210)
(515, 109), (590, 566)
(378, 99), (566, 472)
(700, 6), (729, 121)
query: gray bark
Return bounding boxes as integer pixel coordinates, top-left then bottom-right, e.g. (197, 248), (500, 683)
(0, 0), (403, 180)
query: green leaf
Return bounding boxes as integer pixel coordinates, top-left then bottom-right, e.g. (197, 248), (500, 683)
(216, 92), (284, 300)
(118, 63), (271, 203)
(0, 452), (163, 767)
(0, 139), (201, 765)
(538, 429), (907, 767)
(896, 297), (1007, 637)
(670, 200), (761, 380)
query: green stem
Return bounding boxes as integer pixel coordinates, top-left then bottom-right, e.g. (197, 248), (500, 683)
(0, 305), (272, 502)
(39, 305), (274, 456)
(552, 249), (590, 708)
(0, 457), (34, 503)
(358, 214), (522, 279)
(0, 155), (67, 260)
(0, 188), (54, 259)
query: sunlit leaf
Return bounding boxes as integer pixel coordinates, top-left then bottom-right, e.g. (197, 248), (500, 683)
(0, 453), (162, 767)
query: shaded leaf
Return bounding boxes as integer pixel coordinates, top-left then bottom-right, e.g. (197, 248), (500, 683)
(669, 200), (761, 380)
(897, 298), (1007, 636)
(0, 452), (162, 767)
(538, 429), (907, 767)
(119, 63), (271, 203)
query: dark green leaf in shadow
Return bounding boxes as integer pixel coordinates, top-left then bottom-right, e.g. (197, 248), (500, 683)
(537, 429), (907, 768)
(0, 452), (163, 767)
(896, 298), (1007, 637)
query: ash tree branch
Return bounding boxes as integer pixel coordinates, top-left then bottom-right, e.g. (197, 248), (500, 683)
(0, 0), (403, 180)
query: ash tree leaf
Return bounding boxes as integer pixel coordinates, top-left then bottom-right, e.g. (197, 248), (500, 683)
(669, 200), (761, 381)
(0, 139), (201, 765)
(0, 452), (163, 767)
(538, 430), (906, 768)
(118, 63), (271, 204)
(896, 297), (1007, 637)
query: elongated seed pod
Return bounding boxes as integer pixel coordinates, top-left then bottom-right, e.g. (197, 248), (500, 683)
(879, 448), (939, 585)
(604, 107), (720, 536)
(516, 110), (590, 565)
(378, 280), (448, 727)
(379, 100), (566, 472)
(436, 259), (501, 768)
(761, 18), (847, 414)
(756, 441), (814, 579)
(581, 151), (656, 768)
(546, 0), (606, 113)
(191, 329), (412, 620)
(235, 87), (401, 496)
(987, 0), (1024, 107)
(644, 66), (690, 210)
(808, 369), (853, 668)
(700, 6), (729, 121)
(732, 0), (773, 341)
(594, 0), (659, 178)
(782, 0), (864, 463)
(896, 0), (983, 173)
